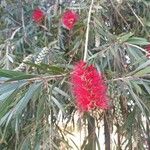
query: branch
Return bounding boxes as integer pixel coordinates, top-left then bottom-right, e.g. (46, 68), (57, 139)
(108, 74), (150, 82)
(0, 74), (67, 84)
(83, 0), (94, 62)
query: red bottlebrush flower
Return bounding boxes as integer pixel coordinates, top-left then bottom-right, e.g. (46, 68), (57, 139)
(32, 8), (44, 23)
(145, 44), (150, 58)
(71, 61), (110, 112)
(61, 10), (79, 30)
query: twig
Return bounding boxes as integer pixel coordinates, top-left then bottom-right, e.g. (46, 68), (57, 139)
(21, 1), (27, 38)
(127, 3), (144, 27)
(20, 74), (67, 82)
(108, 74), (150, 82)
(83, 0), (94, 62)
(0, 74), (67, 84)
(109, 76), (133, 82)
(109, 0), (129, 28)
(10, 27), (21, 40)
(5, 41), (10, 70)
(126, 43), (147, 53)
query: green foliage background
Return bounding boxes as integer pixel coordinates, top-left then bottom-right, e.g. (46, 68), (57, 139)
(0, 0), (150, 149)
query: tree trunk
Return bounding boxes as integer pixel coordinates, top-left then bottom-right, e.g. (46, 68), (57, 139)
(84, 114), (96, 150)
(104, 112), (110, 150)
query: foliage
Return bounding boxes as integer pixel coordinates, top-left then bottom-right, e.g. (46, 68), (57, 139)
(0, 0), (150, 149)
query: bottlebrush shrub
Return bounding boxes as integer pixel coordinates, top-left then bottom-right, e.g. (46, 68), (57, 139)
(71, 61), (110, 112)
(145, 44), (150, 58)
(32, 8), (45, 23)
(61, 10), (79, 30)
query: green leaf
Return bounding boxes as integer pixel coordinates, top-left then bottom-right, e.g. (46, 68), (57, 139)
(129, 88), (144, 113)
(46, 65), (66, 74)
(0, 69), (37, 82)
(127, 81), (149, 114)
(127, 60), (150, 76)
(127, 37), (150, 45)
(13, 82), (42, 115)
(126, 45), (142, 60)
(19, 138), (31, 150)
(145, 21), (150, 27)
(141, 81), (150, 94)
(0, 88), (25, 119)
(26, 63), (66, 74)
(6, 74), (37, 82)
(1, 111), (13, 139)
(53, 87), (70, 98)
(0, 69), (25, 78)
(135, 60), (150, 71)
(0, 81), (26, 94)
(133, 67), (150, 76)
(130, 81), (142, 94)
(0, 82), (28, 118)
(51, 96), (65, 112)
(0, 111), (12, 126)
(118, 32), (134, 43)
(0, 90), (15, 102)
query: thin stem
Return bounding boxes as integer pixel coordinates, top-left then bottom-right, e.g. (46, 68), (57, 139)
(20, 1), (26, 37)
(5, 41), (10, 70)
(126, 43), (147, 53)
(108, 74), (150, 82)
(109, 0), (129, 28)
(83, 0), (94, 62)
(127, 3), (144, 27)
(0, 74), (67, 84)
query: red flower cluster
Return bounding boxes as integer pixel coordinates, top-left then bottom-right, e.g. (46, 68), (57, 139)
(32, 8), (44, 23)
(71, 61), (110, 112)
(61, 10), (79, 30)
(145, 44), (150, 58)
